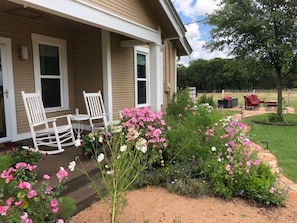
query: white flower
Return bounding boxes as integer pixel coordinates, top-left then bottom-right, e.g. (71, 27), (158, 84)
(74, 139), (81, 147)
(99, 135), (104, 143)
(140, 145), (147, 154)
(135, 138), (147, 153)
(211, 146), (216, 152)
(106, 170), (114, 175)
(68, 161), (76, 171)
(217, 157), (222, 162)
(120, 145), (127, 152)
(97, 153), (104, 163)
(90, 136), (95, 142)
(22, 146), (30, 150)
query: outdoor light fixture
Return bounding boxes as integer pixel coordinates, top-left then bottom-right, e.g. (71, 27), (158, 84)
(19, 46), (28, 60)
(261, 140), (269, 150)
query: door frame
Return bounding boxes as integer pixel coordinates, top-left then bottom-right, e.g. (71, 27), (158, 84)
(0, 37), (16, 143)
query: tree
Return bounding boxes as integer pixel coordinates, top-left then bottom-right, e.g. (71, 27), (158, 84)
(205, 0), (297, 118)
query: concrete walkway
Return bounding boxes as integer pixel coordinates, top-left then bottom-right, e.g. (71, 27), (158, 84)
(233, 106), (297, 201)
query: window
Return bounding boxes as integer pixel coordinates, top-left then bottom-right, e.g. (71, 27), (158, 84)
(32, 34), (69, 111)
(135, 47), (149, 107)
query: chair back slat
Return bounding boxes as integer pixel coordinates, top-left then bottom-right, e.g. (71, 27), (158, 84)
(84, 91), (106, 119)
(22, 91), (47, 125)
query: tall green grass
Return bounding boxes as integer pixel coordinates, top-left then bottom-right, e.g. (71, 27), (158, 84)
(243, 113), (297, 183)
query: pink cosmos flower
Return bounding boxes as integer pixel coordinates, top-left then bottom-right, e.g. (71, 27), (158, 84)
(246, 161), (251, 167)
(6, 197), (14, 205)
(14, 201), (22, 206)
(226, 164), (231, 171)
(1, 168), (15, 183)
(45, 185), (53, 194)
(15, 162), (27, 169)
(269, 187), (275, 194)
(227, 147), (233, 153)
(43, 174), (50, 180)
(56, 167), (68, 182)
(26, 164), (37, 171)
(56, 219), (64, 223)
(228, 141), (235, 147)
(18, 181), (32, 190)
(50, 199), (59, 213)
(0, 206), (9, 216)
(254, 159), (261, 166)
(21, 212), (28, 221)
(237, 122), (245, 129)
(27, 190), (37, 199)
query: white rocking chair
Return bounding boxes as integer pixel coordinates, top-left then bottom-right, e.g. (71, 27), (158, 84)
(21, 91), (76, 154)
(83, 90), (121, 132)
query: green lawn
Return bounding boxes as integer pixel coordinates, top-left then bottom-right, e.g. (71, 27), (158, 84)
(243, 113), (297, 183)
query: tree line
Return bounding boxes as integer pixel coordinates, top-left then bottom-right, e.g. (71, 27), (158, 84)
(177, 57), (297, 92)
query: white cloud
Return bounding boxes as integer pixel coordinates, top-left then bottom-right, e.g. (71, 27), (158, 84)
(172, 0), (220, 18)
(172, 0), (229, 66)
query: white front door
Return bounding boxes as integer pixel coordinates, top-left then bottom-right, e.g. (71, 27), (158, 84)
(0, 37), (16, 143)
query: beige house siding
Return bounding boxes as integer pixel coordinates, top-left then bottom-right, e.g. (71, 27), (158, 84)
(85, 0), (158, 30)
(0, 13), (76, 134)
(162, 41), (176, 110)
(73, 28), (103, 114)
(111, 33), (135, 114)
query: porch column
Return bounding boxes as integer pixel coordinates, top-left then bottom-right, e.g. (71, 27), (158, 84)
(101, 30), (113, 124)
(149, 43), (162, 112)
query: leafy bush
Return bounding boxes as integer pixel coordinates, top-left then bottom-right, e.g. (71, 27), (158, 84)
(81, 107), (170, 167)
(135, 90), (286, 207)
(197, 93), (214, 106)
(0, 163), (76, 222)
(268, 113), (285, 123)
(2, 146), (44, 167)
(166, 87), (195, 118)
(190, 116), (285, 205)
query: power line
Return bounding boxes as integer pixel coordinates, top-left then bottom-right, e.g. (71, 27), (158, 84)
(184, 19), (205, 25)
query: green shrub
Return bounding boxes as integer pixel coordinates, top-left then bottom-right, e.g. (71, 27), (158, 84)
(197, 93), (214, 106)
(198, 116), (286, 205)
(166, 87), (195, 118)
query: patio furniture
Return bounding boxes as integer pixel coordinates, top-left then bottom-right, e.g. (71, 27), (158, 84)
(83, 90), (121, 132)
(244, 94), (264, 110)
(21, 91), (76, 154)
(265, 100), (278, 110)
(70, 113), (89, 140)
(218, 96), (238, 108)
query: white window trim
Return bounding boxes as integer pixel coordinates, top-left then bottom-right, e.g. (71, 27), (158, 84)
(31, 33), (69, 112)
(134, 46), (150, 107)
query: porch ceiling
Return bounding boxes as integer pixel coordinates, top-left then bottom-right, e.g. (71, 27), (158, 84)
(0, 1), (91, 31)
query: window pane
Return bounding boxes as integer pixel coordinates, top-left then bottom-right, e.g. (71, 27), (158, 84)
(39, 44), (60, 76)
(137, 53), (146, 78)
(41, 78), (61, 107)
(137, 81), (146, 104)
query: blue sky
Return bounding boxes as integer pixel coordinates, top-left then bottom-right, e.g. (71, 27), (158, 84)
(172, 0), (229, 66)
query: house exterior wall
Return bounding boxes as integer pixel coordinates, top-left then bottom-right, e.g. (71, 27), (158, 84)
(73, 28), (103, 114)
(0, 13), (76, 134)
(161, 40), (177, 110)
(110, 33), (135, 114)
(0, 0), (190, 142)
(85, 0), (158, 30)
